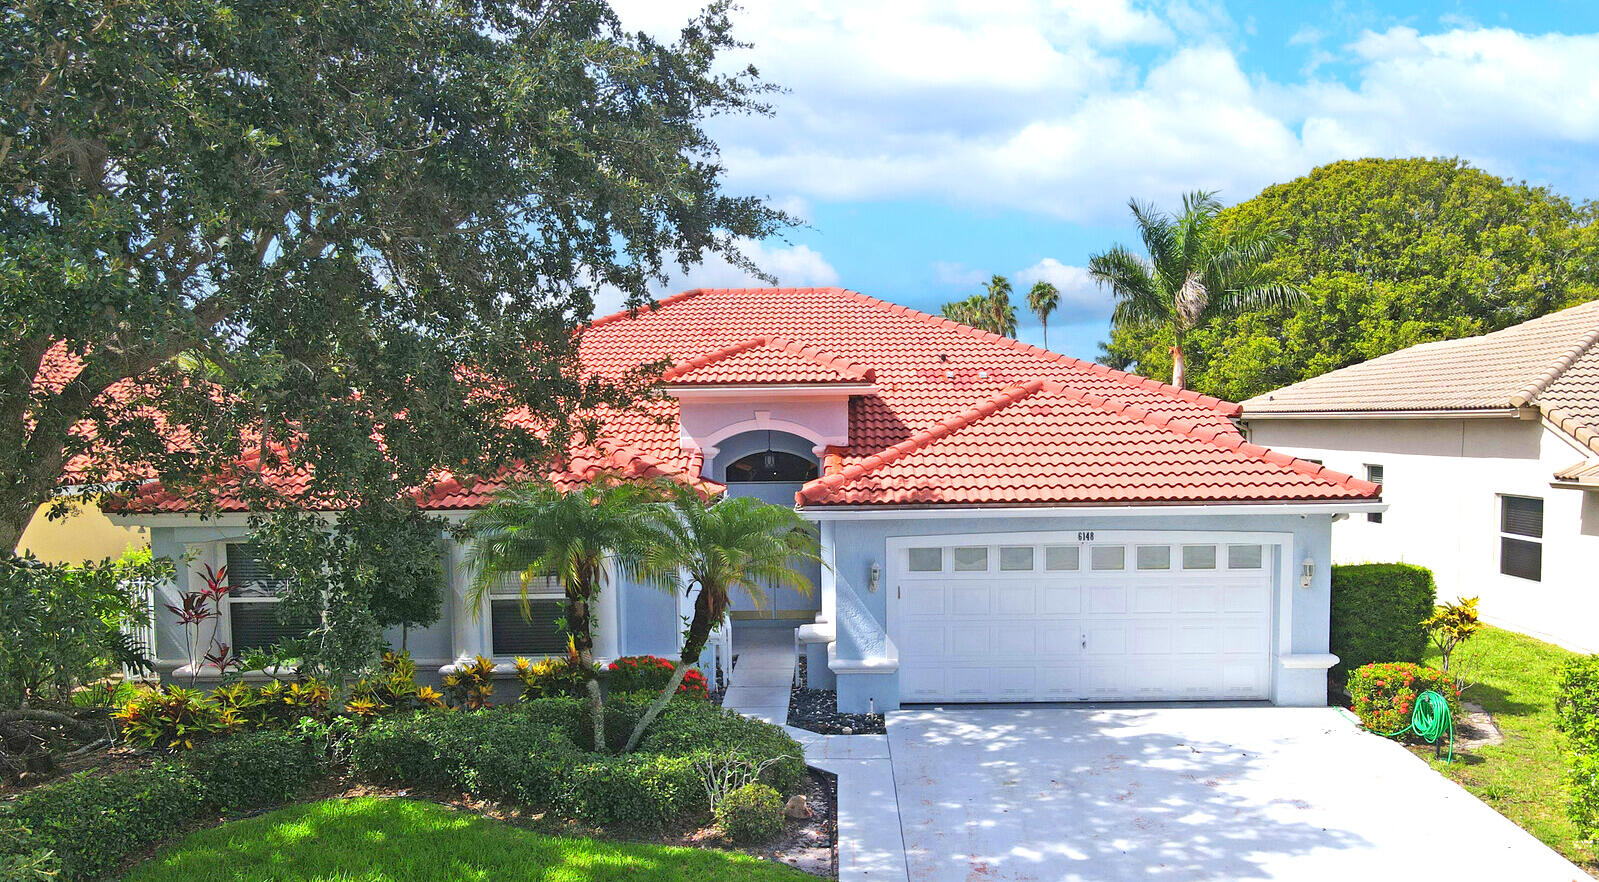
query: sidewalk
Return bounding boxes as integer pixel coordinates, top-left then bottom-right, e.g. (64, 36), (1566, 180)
(723, 624), (910, 882)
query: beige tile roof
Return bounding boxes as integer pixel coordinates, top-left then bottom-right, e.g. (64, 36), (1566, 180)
(1553, 459), (1599, 487)
(1241, 299), (1599, 455)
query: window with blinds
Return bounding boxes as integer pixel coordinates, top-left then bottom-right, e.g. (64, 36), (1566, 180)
(1499, 495), (1543, 582)
(489, 573), (568, 656)
(1365, 465), (1384, 523)
(224, 544), (313, 653)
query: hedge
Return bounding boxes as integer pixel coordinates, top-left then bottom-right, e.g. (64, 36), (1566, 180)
(0, 730), (323, 881)
(349, 697), (805, 830)
(1330, 563), (1436, 679)
(1556, 655), (1599, 851)
(1346, 661), (1461, 737)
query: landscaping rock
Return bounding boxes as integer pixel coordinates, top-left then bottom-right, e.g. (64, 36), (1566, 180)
(784, 794), (813, 819)
(787, 658), (886, 736)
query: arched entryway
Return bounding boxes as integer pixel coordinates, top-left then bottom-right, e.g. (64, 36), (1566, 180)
(710, 430), (823, 621)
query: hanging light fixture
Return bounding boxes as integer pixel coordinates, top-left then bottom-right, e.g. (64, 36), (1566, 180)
(763, 429), (776, 471)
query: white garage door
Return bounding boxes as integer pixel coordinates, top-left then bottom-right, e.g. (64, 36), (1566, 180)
(894, 534), (1275, 702)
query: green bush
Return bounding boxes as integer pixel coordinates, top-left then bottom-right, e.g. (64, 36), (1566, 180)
(350, 698), (803, 830)
(0, 764), (205, 881)
(715, 782), (785, 842)
(182, 730), (324, 814)
(1556, 655), (1599, 850)
(1346, 662), (1461, 737)
(605, 655), (710, 701)
(1330, 563), (1436, 678)
(514, 656), (594, 700)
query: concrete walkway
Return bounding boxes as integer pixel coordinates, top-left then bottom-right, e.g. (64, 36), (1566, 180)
(723, 625), (911, 881)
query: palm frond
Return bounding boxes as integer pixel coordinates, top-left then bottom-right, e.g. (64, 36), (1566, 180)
(1089, 246), (1168, 329)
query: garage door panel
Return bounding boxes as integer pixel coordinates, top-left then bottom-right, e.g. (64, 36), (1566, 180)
(896, 536), (1273, 703)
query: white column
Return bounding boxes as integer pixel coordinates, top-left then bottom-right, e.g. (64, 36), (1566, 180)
(448, 539), (488, 662)
(595, 557), (622, 661)
(819, 519), (837, 624)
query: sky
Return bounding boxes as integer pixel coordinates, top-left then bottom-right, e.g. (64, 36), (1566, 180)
(602, 0), (1599, 361)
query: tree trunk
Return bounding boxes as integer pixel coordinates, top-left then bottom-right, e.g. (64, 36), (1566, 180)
(567, 568), (606, 752)
(1169, 343), (1186, 390)
(0, 506), (28, 559)
(622, 583), (717, 753)
(1041, 320), (1049, 352)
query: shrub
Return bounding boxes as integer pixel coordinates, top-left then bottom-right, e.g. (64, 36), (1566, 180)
(605, 655), (710, 701)
(0, 763), (205, 880)
(349, 698), (803, 830)
(715, 782), (785, 842)
(1347, 662), (1461, 737)
(113, 684), (232, 750)
(347, 651), (446, 715)
(1330, 563), (1436, 679)
(182, 730), (324, 814)
(1556, 655), (1599, 850)
(514, 656), (593, 700)
(442, 655), (496, 709)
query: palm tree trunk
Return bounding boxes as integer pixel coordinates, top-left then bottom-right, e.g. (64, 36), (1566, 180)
(567, 568), (606, 752)
(1042, 320), (1049, 351)
(1169, 341), (1187, 390)
(622, 584), (716, 753)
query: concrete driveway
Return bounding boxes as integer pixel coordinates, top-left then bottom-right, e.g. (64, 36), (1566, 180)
(888, 705), (1591, 882)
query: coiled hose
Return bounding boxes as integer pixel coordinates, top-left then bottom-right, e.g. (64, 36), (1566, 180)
(1378, 689), (1454, 763)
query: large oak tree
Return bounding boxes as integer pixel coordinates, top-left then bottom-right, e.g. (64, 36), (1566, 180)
(0, 0), (789, 552)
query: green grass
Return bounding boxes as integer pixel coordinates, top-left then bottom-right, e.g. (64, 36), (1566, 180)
(123, 797), (815, 882)
(1423, 625), (1592, 869)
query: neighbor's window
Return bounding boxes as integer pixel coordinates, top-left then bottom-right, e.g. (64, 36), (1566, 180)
(489, 572), (568, 656)
(999, 546), (1034, 571)
(1182, 545), (1217, 570)
(1044, 546), (1079, 571)
(1499, 495), (1543, 582)
(225, 543), (312, 654)
(908, 547), (943, 573)
(1136, 545), (1171, 570)
(1227, 544), (1264, 569)
(1366, 465), (1385, 523)
(952, 546), (989, 572)
(1090, 545), (1125, 571)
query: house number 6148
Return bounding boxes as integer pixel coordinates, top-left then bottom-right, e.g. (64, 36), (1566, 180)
(1077, 531), (1095, 541)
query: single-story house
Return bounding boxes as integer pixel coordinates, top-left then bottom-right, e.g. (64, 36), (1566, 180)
(1239, 298), (1599, 653)
(113, 287), (1382, 711)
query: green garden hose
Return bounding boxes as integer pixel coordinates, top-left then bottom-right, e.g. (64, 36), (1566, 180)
(1378, 689), (1455, 763)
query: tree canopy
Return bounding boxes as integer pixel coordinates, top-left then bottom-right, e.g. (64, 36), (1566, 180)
(941, 274), (1017, 336)
(1099, 158), (1599, 401)
(0, 0), (789, 553)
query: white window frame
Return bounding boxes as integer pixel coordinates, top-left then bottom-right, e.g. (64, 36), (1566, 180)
(223, 542), (291, 654)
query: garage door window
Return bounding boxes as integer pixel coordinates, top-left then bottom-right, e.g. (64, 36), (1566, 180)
(1227, 544), (1264, 569)
(999, 546), (1034, 571)
(1090, 545), (1125, 570)
(1136, 545), (1171, 570)
(1182, 545), (1217, 569)
(1044, 546), (1079, 571)
(952, 547), (988, 572)
(908, 547), (942, 573)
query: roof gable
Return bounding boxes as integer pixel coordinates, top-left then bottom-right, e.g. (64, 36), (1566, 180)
(661, 335), (875, 385)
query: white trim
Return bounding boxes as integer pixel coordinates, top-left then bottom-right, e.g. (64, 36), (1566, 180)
(1279, 653), (1339, 670)
(1240, 407), (1524, 421)
(799, 502), (1383, 521)
(663, 383), (876, 399)
(827, 640), (898, 674)
(693, 414), (848, 453)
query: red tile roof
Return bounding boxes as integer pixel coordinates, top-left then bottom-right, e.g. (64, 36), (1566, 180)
(108, 287), (1376, 512)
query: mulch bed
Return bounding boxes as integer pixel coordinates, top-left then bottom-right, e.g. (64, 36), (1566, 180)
(786, 658), (885, 736)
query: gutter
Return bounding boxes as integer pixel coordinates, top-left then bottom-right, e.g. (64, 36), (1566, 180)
(796, 500), (1387, 521)
(1238, 407), (1528, 421)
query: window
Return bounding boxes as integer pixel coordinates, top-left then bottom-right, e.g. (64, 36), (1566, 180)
(999, 546), (1034, 571)
(724, 450), (817, 483)
(1366, 465), (1385, 523)
(1136, 545), (1171, 570)
(489, 572), (568, 656)
(1043, 546), (1079, 571)
(1090, 546), (1125, 571)
(908, 547), (943, 572)
(1227, 544), (1264, 569)
(1182, 545), (1217, 570)
(225, 543), (313, 654)
(1499, 495), (1543, 582)
(952, 547), (989, 572)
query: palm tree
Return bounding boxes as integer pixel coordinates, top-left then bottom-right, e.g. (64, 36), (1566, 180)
(1088, 190), (1302, 390)
(620, 485), (820, 752)
(984, 275), (1018, 337)
(464, 478), (671, 753)
(1027, 280), (1060, 350)
(941, 294), (990, 331)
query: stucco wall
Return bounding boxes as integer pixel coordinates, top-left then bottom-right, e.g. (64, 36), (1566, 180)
(820, 510), (1337, 712)
(1246, 417), (1599, 653)
(17, 498), (148, 563)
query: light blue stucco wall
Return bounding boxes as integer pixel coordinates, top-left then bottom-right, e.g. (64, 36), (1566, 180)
(819, 510), (1337, 713)
(710, 430), (823, 618)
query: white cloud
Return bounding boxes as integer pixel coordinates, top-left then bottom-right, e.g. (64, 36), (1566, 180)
(931, 261), (988, 288)
(1013, 258), (1110, 321)
(608, 3), (1599, 222)
(589, 240), (840, 317)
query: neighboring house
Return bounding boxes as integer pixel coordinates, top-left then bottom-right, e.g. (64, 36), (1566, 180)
(1240, 299), (1599, 653)
(110, 287), (1380, 711)
(16, 495), (148, 564)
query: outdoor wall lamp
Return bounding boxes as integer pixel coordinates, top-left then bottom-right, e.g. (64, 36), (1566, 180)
(868, 561), (881, 593)
(1300, 555), (1315, 588)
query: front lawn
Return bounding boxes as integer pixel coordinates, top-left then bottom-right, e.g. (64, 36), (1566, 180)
(1422, 625), (1592, 869)
(124, 797), (815, 882)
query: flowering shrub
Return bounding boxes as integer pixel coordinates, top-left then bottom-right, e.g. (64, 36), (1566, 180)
(606, 655), (710, 701)
(113, 685), (236, 750)
(1346, 661), (1461, 737)
(443, 655), (496, 709)
(515, 656), (593, 700)
(1556, 655), (1599, 853)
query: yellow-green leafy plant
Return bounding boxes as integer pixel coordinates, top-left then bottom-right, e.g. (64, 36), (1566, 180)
(1425, 596), (1481, 686)
(442, 656), (496, 709)
(113, 685), (228, 750)
(514, 656), (593, 700)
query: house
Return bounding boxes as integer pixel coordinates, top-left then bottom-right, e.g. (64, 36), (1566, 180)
(15, 496), (147, 564)
(1239, 299), (1599, 653)
(111, 287), (1381, 711)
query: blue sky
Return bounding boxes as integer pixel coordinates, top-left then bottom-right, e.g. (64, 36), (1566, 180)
(607, 1), (1599, 361)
